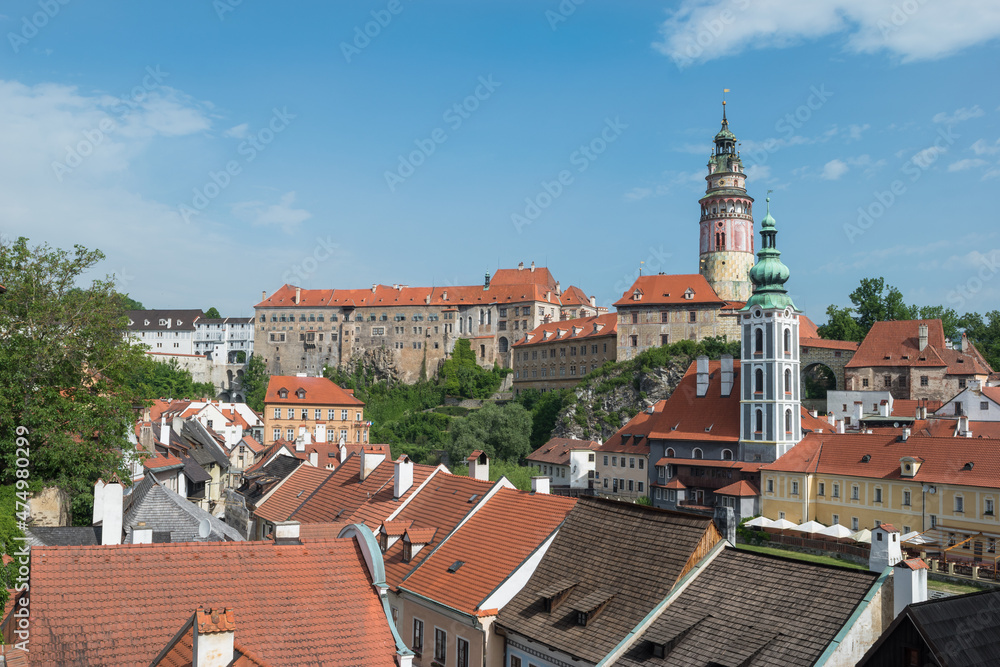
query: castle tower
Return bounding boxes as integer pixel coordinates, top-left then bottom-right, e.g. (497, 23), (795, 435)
(698, 99), (755, 302)
(738, 199), (801, 463)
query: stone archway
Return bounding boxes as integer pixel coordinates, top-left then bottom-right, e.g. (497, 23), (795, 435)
(498, 336), (509, 354)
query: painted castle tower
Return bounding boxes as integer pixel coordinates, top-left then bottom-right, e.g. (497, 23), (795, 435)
(738, 198), (802, 463)
(698, 100), (755, 303)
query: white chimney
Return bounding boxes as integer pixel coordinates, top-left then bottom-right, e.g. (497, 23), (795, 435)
(295, 427), (306, 452)
(274, 520), (301, 545)
(261, 290), (266, 302)
(295, 286), (301, 304)
(590, 296), (596, 308)
(394, 455), (414, 498)
(316, 423), (326, 443)
(531, 476), (550, 494)
(92, 478), (105, 526)
(160, 416), (170, 445)
(836, 420), (845, 434)
(869, 524), (903, 573)
(133, 528), (153, 544)
(309, 451), (318, 467)
(359, 447), (369, 482)
(827, 412), (836, 426)
(853, 401), (863, 425)
(879, 400), (890, 418)
(696, 356), (710, 397)
(720, 355), (734, 397)
(193, 607), (235, 667)
(958, 415), (972, 437)
(893, 558), (928, 618)
(101, 477), (124, 546)
(918, 324), (928, 351)
(468, 451), (489, 481)
(530, 261), (535, 272)
(902, 427), (911, 441)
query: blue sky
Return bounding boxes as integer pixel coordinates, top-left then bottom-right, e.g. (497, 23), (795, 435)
(1, 0), (999, 322)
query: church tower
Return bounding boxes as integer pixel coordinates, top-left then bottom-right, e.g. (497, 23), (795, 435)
(698, 99), (755, 302)
(738, 198), (801, 463)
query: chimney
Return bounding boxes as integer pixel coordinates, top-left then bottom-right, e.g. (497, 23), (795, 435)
(308, 451), (318, 467)
(518, 261), (524, 271)
(359, 446), (369, 482)
(809, 409), (818, 418)
(530, 261), (535, 272)
(868, 524), (903, 573)
(918, 324), (928, 351)
(826, 412), (836, 425)
(958, 414), (971, 437)
(194, 607), (236, 667)
(425, 294), (432, 304)
(101, 475), (124, 546)
(295, 286), (301, 304)
(372, 284), (377, 293)
(394, 455), (414, 498)
(531, 476), (550, 494)
(92, 478), (105, 526)
(879, 400), (890, 418)
(696, 355), (710, 398)
(442, 290), (448, 301)
(295, 427), (306, 452)
(961, 331), (970, 352)
(901, 427), (911, 441)
(261, 290), (266, 302)
(853, 401), (863, 425)
(273, 520), (301, 545)
(893, 559), (928, 618)
(555, 281), (561, 295)
(713, 505), (736, 545)
(720, 354), (734, 397)
(468, 450), (489, 481)
(545, 291), (551, 302)
(160, 416), (170, 446)
(590, 296), (596, 308)
(836, 419), (845, 434)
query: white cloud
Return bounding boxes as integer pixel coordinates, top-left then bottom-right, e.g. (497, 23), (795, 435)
(947, 158), (989, 172)
(971, 138), (1000, 155)
(224, 123), (250, 139)
(232, 191), (312, 232)
(744, 164), (772, 182)
(623, 187), (653, 202)
(933, 105), (985, 125)
(847, 123), (870, 141)
(654, 0), (1000, 66)
(820, 159), (849, 180)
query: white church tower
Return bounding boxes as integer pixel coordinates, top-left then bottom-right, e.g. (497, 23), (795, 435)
(739, 198), (801, 463)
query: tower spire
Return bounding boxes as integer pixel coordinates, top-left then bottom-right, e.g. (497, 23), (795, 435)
(722, 88), (729, 126)
(743, 196), (795, 311)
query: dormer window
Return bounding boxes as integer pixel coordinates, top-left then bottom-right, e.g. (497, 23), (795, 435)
(296, 389), (306, 399)
(683, 288), (694, 300)
(633, 289), (642, 301)
(572, 590), (615, 627)
(278, 389), (288, 399)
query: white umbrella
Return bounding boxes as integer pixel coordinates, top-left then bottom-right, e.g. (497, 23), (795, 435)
(744, 516), (773, 528)
(901, 531), (936, 545)
(792, 520), (826, 533)
(768, 518), (797, 530)
(851, 528), (872, 544)
(817, 524), (854, 539)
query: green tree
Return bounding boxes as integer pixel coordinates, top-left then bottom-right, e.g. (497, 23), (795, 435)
(849, 277), (916, 333)
(450, 458), (537, 491)
(517, 388), (573, 450)
(0, 237), (149, 523)
(118, 294), (144, 310)
(447, 401), (531, 464)
(817, 305), (864, 342)
(126, 357), (216, 400)
(439, 339), (510, 399)
(242, 355), (269, 413)
(205, 307), (221, 319)
(960, 311), (1000, 371)
(917, 305), (962, 340)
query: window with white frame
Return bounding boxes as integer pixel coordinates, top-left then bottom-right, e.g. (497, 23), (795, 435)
(833, 483), (840, 498)
(766, 478), (774, 493)
(791, 481), (799, 495)
(903, 489), (911, 506)
(874, 487), (883, 503)
(434, 628), (447, 662)
(851, 485), (859, 500)
(986, 498), (995, 516)
(818, 482), (825, 496)
(273, 408), (281, 419)
(956, 495), (964, 513)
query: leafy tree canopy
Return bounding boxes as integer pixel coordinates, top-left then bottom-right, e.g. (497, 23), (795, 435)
(205, 307), (221, 319)
(439, 339), (511, 399)
(447, 401), (531, 464)
(125, 356), (216, 401)
(242, 355), (270, 413)
(118, 294), (144, 310)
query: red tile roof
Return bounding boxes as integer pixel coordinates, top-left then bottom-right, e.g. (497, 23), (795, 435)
(762, 432), (1000, 488)
(265, 376), (364, 406)
(491, 265), (557, 290)
(514, 313), (617, 347)
(144, 453), (184, 471)
(399, 487), (575, 616)
(254, 465), (334, 524)
(845, 320), (991, 374)
(646, 359), (741, 441)
(613, 274), (725, 308)
(800, 337), (859, 351)
(799, 315), (821, 339)
(714, 480), (759, 496)
(526, 438), (601, 465)
(598, 402), (666, 455)
(559, 285), (595, 307)
(29, 539), (399, 666)
(297, 522), (351, 542)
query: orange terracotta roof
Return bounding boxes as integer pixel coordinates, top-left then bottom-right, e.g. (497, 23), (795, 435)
(297, 522), (351, 542)
(598, 402), (666, 454)
(893, 399), (944, 417)
(405, 526), (438, 544)
(345, 462), (435, 529)
(254, 465), (334, 524)
(382, 473), (497, 589)
(800, 337), (859, 351)
(646, 360), (741, 441)
(490, 265), (557, 290)
(265, 376), (364, 407)
(526, 438), (601, 465)
(801, 407), (836, 433)
(799, 315), (820, 339)
(981, 386), (1000, 404)
(714, 480), (759, 496)
(399, 487), (575, 616)
(845, 320), (990, 374)
(240, 434), (264, 453)
(763, 432), (1000, 488)
(381, 520), (412, 537)
(559, 285), (594, 307)
(655, 457), (748, 469)
(921, 419), (1000, 439)
(144, 453), (184, 471)
(662, 478), (687, 490)
(514, 313), (618, 347)
(613, 274), (725, 308)
(29, 539), (399, 666)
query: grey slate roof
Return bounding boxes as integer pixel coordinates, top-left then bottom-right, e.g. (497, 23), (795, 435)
(182, 456), (212, 484)
(860, 588), (1000, 667)
(25, 526), (102, 548)
(181, 419), (230, 470)
(123, 475), (244, 543)
(496, 498), (718, 664)
(614, 547), (880, 667)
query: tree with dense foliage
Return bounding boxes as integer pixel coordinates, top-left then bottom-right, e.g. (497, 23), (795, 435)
(817, 305), (865, 342)
(447, 401), (532, 464)
(960, 310), (1000, 371)
(118, 294), (144, 310)
(205, 307), (221, 319)
(438, 339), (511, 398)
(818, 277), (915, 341)
(242, 355), (270, 413)
(125, 357), (216, 400)
(516, 388), (574, 450)
(0, 237), (149, 524)
(450, 458), (537, 491)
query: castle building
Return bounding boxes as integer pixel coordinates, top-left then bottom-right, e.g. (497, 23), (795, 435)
(698, 100), (755, 302)
(738, 199), (803, 463)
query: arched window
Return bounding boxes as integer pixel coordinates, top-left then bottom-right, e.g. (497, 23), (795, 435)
(785, 409), (793, 434)
(666, 448), (675, 458)
(755, 409), (763, 434)
(720, 232), (726, 247)
(722, 449), (733, 461)
(693, 448), (703, 460)
(783, 328), (791, 355)
(479, 310), (484, 325)
(784, 369), (792, 395)
(498, 337), (509, 354)
(755, 369), (764, 394)
(754, 328), (763, 355)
